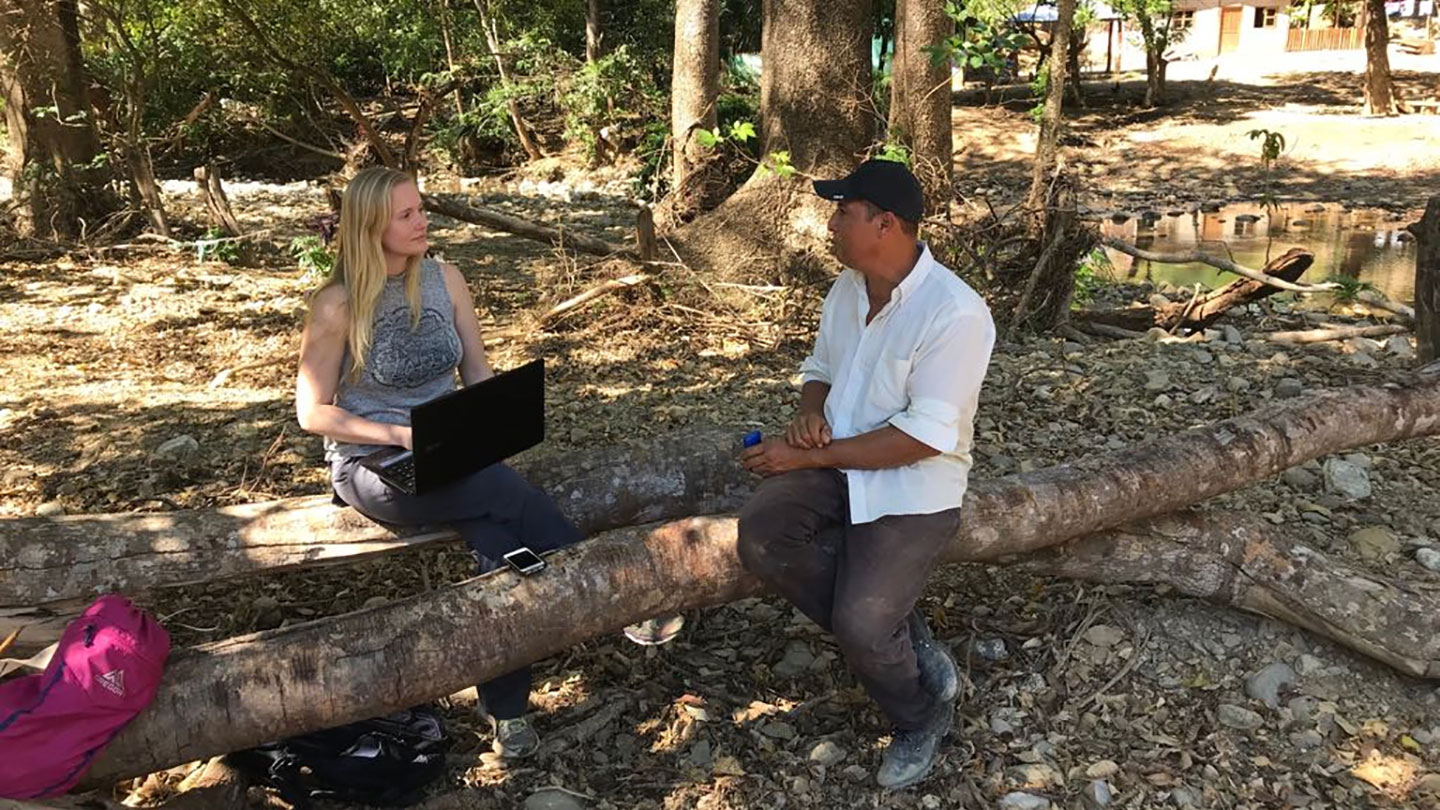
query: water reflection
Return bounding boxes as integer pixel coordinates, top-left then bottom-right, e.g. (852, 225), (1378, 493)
(1098, 203), (1417, 305)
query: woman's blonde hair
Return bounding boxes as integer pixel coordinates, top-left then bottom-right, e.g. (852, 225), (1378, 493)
(326, 166), (424, 377)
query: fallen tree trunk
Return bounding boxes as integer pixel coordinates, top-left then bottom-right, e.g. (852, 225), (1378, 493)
(1078, 248), (1314, 333)
(1100, 237), (1334, 294)
(1013, 510), (1440, 679)
(421, 194), (629, 258)
(79, 363), (1440, 785)
(1267, 322), (1409, 345)
(0, 431), (750, 653)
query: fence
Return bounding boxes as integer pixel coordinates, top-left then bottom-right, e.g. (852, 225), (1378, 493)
(1285, 27), (1364, 51)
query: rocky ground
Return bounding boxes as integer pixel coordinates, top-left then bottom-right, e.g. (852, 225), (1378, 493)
(4, 69), (1440, 810)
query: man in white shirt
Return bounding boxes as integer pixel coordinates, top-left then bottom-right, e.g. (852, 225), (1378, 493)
(738, 159), (995, 790)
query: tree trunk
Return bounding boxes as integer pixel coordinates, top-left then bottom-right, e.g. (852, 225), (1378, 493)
(1015, 511), (1440, 679)
(888, 0), (955, 223)
(671, 0), (873, 278)
(0, 0), (115, 239)
(586, 0), (603, 64)
(194, 165), (244, 237)
(474, 0), (543, 161)
(670, 0), (722, 215)
(72, 364), (1440, 786)
(1076, 248), (1313, 333)
(1143, 48), (1167, 107)
(1362, 0), (1399, 115)
(1414, 197), (1440, 363)
(759, 0), (873, 177)
(1066, 28), (1086, 109)
(1026, 0), (1075, 221)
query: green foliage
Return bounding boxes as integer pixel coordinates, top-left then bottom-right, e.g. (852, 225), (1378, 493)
(1247, 128), (1286, 169)
(874, 142), (911, 166)
(938, 1), (1027, 77)
(758, 150), (795, 179)
(1323, 275), (1375, 303)
(196, 227), (242, 264)
(289, 235), (335, 282)
(1072, 247), (1113, 306)
(1029, 64), (1051, 123)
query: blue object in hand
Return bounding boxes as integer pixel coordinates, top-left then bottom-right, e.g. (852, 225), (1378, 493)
(742, 430), (763, 448)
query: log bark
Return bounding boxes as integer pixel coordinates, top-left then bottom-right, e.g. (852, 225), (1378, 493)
(193, 164), (244, 238)
(1100, 236), (1331, 294)
(1267, 323), (1408, 345)
(1414, 197), (1440, 363)
(1013, 510), (1440, 679)
(421, 194), (628, 257)
(74, 363), (1440, 785)
(1078, 248), (1314, 333)
(539, 272), (651, 326)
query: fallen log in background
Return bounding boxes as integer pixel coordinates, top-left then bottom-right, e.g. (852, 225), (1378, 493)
(0, 431), (751, 656)
(79, 364), (1440, 785)
(1267, 322), (1410, 345)
(1079, 247), (1314, 333)
(422, 194), (629, 258)
(1013, 511), (1440, 679)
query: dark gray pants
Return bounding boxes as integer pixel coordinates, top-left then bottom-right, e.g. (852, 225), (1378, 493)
(736, 468), (961, 730)
(332, 457), (583, 719)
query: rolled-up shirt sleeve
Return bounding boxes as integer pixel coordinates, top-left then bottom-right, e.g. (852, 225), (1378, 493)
(888, 310), (996, 453)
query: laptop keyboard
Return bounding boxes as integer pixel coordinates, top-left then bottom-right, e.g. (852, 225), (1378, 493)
(382, 455), (417, 491)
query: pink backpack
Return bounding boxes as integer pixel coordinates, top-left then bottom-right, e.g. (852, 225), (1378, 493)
(0, 595), (170, 798)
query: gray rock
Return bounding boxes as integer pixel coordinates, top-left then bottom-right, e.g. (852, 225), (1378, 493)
(1193, 349), (1215, 364)
(1189, 386), (1217, 405)
(1083, 780), (1114, 808)
(1343, 452), (1373, 469)
(1294, 655), (1325, 677)
(1223, 324), (1244, 344)
(688, 739), (713, 769)
(1170, 786), (1199, 807)
(1346, 336), (1385, 355)
(1415, 547), (1440, 572)
(34, 501), (65, 517)
(1290, 729), (1324, 750)
(1349, 352), (1379, 369)
(990, 714), (1016, 736)
(1226, 375), (1252, 393)
(524, 792), (586, 810)
(1324, 458), (1372, 500)
(154, 434), (200, 462)
(758, 720), (796, 740)
(1244, 662), (1298, 708)
(1217, 703), (1264, 731)
(807, 740), (846, 767)
(1153, 394), (1174, 408)
(773, 640), (815, 678)
(1384, 335), (1415, 359)
(1144, 370), (1172, 392)
(1062, 341), (1086, 357)
(974, 637), (1009, 662)
(1282, 468), (1319, 490)
(998, 792), (1052, 810)
(1148, 293), (1172, 308)
(1275, 378), (1304, 398)
(1347, 525), (1400, 561)
(842, 764), (869, 782)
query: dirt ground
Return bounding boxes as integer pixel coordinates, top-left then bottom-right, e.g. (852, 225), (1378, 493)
(953, 59), (1440, 220)
(4, 65), (1440, 810)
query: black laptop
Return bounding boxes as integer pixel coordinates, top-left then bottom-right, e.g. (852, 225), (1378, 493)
(360, 359), (545, 495)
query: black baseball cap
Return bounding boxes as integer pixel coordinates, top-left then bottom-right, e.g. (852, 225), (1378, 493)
(812, 159), (924, 225)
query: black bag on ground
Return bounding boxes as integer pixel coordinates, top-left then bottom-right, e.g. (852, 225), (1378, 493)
(228, 706), (451, 809)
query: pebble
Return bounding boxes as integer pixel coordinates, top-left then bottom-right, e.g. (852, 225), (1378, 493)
(1084, 780), (1114, 808)
(1347, 525), (1400, 561)
(1384, 335), (1415, 359)
(773, 640), (815, 678)
(1294, 655), (1325, 677)
(807, 740), (846, 767)
(523, 791), (585, 810)
(1085, 624), (1125, 648)
(1062, 341), (1086, 356)
(1290, 729), (1324, 750)
(154, 434), (200, 462)
(1144, 370), (1171, 392)
(35, 501), (65, 517)
(842, 764), (869, 782)
(1170, 786), (1200, 807)
(1415, 547), (1440, 572)
(1223, 324), (1244, 344)
(1282, 468), (1319, 490)
(1226, 375), (1251, 392)
(1323, 458), (1372, 500)
(1245, 662), (1298, 708)
(975, 638), (1009, 662)
(998, 792), (1052, 810)
(1217, 703), (1264, 731)
(1275, 378), (1304, 398)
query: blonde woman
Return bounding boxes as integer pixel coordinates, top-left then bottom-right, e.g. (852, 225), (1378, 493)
(295, 167), (580, 759)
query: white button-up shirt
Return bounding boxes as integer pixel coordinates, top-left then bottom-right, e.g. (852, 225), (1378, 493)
(798, 244), (995, 524)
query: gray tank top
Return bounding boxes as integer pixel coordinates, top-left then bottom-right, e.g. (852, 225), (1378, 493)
(324, 259), (463, 460)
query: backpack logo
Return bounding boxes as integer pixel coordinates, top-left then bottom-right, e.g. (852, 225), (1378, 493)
(97, 669), (125, 697)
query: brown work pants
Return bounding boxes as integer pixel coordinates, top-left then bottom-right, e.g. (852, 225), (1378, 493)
(736, 468), (961, 730)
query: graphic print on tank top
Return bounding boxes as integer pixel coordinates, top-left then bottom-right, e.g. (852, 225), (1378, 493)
(368, 305), (462, 390)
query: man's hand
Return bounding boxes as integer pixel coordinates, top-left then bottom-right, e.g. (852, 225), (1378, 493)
(786, 411), (832, 449)
(741, 438), (816, 477)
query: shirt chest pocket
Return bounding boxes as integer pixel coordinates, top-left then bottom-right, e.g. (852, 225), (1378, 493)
(867, 352), (913, 414)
